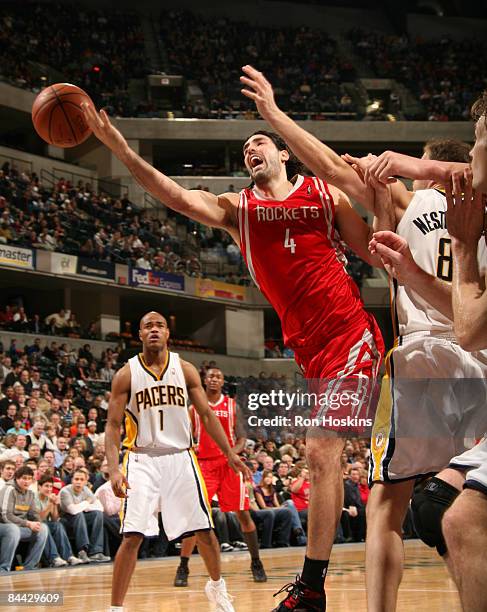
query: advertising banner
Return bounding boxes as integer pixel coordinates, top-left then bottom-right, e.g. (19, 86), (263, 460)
(195, 278), (246, 301)
(0, 245), (35, 270)
(131, 268), (185, 292)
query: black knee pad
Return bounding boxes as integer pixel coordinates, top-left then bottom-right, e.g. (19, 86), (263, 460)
(411, 476), (460, 556)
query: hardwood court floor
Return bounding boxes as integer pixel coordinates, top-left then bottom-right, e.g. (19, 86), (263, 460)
(0, 540), (461, 611)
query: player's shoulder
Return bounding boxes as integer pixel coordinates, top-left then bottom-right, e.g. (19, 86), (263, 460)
(112, 362), (131, 387)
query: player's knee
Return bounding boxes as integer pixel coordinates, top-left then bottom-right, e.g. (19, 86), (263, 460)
(306, 440), (341, 471)
(411, 477), (460, 556)
(122, 533), (143, 550)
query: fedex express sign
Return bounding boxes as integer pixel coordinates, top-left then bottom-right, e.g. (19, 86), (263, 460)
(130, 268), (185, 292)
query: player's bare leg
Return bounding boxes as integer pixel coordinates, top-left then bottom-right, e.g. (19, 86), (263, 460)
(443, 489), (487, 612)
(272, 432), (345, 611)
(110, 533), (143, 610)
(236, 510), (267, 582)
(196, 530), (235, 611)
(174, 535), (196, 587)
(365, 481), (413, 612)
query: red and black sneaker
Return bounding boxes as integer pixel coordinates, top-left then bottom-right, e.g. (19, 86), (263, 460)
(271, 576), (326, 611)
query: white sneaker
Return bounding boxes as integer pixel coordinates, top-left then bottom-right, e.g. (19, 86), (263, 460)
(220, 543), (234, 553)
(50, 557), (68, 568)
(205, 579), (235, 612)
(68, 555), (83, 566)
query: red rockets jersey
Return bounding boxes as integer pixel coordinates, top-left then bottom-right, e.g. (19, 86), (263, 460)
(238, 175), (373, 351)
(194, 394), (236, 460)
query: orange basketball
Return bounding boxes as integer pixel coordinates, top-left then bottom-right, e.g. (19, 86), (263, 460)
(32, 83), (94, 148)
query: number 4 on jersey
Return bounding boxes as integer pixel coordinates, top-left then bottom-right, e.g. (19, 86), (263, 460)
(284, 228), (296, 254)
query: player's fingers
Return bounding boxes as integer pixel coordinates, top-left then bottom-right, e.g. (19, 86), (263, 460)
(376, 160), (392, 183)
(463, 167), (473, 205)
(242, 65), (264, 83)
(452, 172), (463, 205)
(241, 89), (259, 100)
(374, 242), (402, 262)
(445, 180), (454, 209)
(240, 76), (258, 90)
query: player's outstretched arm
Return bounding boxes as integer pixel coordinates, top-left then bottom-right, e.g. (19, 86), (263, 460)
(81, 104), (237, 229)
(365, 150), (468, 185)
(182, 360), (251, 479)
(105, 364), (131, 498)
(446, 168), (487, 350)
(240, 65), (376, 212)
(369, 231), (454, 320)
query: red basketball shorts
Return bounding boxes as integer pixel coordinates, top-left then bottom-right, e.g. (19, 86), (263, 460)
(198, 456), (250, 512)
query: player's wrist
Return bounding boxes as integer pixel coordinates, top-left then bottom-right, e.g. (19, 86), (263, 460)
(451, 237), (479, 255)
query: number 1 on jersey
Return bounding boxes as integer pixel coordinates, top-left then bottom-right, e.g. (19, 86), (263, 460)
(159, 409), (164, 430)
(284, 228), (296, 254)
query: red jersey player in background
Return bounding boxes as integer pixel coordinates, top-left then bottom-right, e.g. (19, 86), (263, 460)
(83, 63), (391, 609)
(174, 366), (267, 585)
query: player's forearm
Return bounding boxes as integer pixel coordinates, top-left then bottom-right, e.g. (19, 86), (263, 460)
(404, 265), (454, 320)
(232, 437), (246, 455)
(105, 421), (122, 475)
(200, 412), (233, 456)
(117, 145), (194, 215)
(389, 154), (467, 183)
(451, 243), (487, 350)
(264, 108), (372, 209)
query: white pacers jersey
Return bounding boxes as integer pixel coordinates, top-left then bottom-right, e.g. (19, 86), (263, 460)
(395, 188), (487, 336)
(123, 351), (191, 452)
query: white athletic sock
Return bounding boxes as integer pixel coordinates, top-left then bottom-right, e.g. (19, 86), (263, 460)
(210, 577), (224, 587)
(109, 607), (123, 612)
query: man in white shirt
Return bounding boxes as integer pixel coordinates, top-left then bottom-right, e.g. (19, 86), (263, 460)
(59, 469), (110, 563)
(0, 460), (15, 491)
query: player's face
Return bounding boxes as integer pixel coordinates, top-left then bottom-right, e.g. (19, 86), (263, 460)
(139, 313), (169, 350)
(471, 118), (487, 193)
(243, 135), (289, 184)
(205, 368), (224, 393)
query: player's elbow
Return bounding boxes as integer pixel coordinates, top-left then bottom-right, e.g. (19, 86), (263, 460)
(454, 324), (487, 352)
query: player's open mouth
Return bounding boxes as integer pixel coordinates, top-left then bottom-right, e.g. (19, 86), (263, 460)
(250, 155), (264, 169)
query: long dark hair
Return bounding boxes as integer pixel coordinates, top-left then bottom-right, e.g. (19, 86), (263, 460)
(245, 130), (305, 180)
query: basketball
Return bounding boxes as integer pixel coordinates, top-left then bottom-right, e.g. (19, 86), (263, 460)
(31, 83), (94, 148)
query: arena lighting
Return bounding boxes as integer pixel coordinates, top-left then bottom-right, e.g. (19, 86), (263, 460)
(93, 66), (101, 72)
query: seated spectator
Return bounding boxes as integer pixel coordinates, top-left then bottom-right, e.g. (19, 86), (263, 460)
(0, 466), (48, 571)
(94, 476), (122, 556)
(26, 420), (47, 451)
(60, 456), (74, 485)
(5, 416), (27, 437)
(247, 478), (292, 549)
(0, 459), (16, 490)
(290, 467), (310, 533)
(45, 309), (70, 335)
(2, 434), (29, 461)
(36, 474), (82, 567)
(0, 404), (18, 433)
(59, 468), (110, 563)
(341, 467), (366, 542)
(0, 388), (18, 414)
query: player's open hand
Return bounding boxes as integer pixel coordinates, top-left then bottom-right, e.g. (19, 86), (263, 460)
(240, 65), (280, 120)
(369, 231), (418, 284)
(227, 450), (253, 481)
(445, 167), (485, 247)
(81, 103), (128, 157)
(110, 469), (130, 499)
